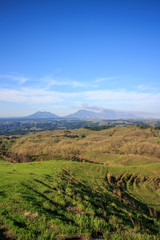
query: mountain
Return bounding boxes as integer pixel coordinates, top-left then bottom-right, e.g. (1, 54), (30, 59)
(24, 109), (160, 120)
(65, 109), (160, 119)
(65, 109), (136, 119)
(65, 110), (100, 119)
(27, 111), (60, 119)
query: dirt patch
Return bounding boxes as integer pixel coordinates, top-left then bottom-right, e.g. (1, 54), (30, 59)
(24, 211), (39, 218)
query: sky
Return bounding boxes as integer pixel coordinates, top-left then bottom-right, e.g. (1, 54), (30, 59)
(0, 0), (160, 117)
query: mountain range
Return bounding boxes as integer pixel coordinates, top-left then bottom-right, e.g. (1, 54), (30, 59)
(26, 110), (160, 120)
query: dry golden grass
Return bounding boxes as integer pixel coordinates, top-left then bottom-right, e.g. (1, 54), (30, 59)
(8, 126), (160, 166)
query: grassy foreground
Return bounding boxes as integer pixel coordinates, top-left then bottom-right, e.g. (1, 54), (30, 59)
(0, 158), (160, 240)
(0, 126), (160, 239)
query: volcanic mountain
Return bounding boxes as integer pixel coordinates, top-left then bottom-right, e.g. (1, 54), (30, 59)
(27, 111), (60, 119)
(65, 109), (160, 119)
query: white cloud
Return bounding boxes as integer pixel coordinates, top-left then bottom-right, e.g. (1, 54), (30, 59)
(0, 74), (29, 84)
(0, 87), (159, 109)
(1, 73), (159, 115)
(40, 76), (87, 88)
(0, 88), (63, 103)
(83, 90), (153, 103)
(95, 76), (120, 83)
(72, 103), (105, 112)
(137, 84), (156, 91)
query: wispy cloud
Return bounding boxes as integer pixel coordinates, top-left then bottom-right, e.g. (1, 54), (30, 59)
(83, 90), (155, 104)
(0, 88), (62, 103)
(72, 103), (105, 112)
(40, 76), (87, 88)
(0, 74), (29, 84)
(0, 87), (160, 113)
(0, 73), (160, 113)
(0, 87), (81, 104)
(49, 80), (86, 87)
(137, 84), (156, 91)
(95, 76), (120, 83)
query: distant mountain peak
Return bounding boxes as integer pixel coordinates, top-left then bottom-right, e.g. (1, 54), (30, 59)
(65, 110), (100, 119)
(65, 109), (160, 119)
(27, 111), (59, 119)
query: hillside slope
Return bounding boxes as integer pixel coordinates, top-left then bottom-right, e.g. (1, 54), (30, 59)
(0, 126), (160, 239)
(0, 159), (160, 240)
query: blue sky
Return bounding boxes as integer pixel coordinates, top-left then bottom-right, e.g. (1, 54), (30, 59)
(0, 0), (160, 117)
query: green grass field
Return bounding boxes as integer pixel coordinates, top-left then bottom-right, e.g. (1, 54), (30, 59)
(0, 126), (160, 239)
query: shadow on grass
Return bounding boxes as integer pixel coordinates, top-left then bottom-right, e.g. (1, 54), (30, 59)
(21, 183), (77, 226)
(15, 169), (160, 237)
